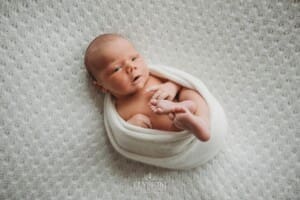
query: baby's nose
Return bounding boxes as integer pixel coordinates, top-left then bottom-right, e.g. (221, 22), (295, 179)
(125, 63), (136, 73)
(126, 65), (133, 73)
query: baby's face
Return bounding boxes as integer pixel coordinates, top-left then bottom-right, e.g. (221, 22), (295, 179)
(87, 37), (149, 98)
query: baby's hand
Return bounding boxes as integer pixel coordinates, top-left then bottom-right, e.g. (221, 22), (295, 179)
(127, 114), (152, 128)
(146, 81), (181, 101)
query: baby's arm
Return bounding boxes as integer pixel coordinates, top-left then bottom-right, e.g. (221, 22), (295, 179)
(147, 81), (181, 101)
(127, 114), (152, 128)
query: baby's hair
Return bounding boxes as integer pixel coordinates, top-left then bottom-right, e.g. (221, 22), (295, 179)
(84, 33), (124, 81)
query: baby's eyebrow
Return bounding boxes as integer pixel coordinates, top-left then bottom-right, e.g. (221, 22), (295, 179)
(103, 64), (116, 72)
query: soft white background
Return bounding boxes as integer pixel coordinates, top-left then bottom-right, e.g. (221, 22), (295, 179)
(0, 0), (299, 199)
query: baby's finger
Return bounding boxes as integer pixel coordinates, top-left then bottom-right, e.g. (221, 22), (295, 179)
(166, 94), (175, 101)
(149, 98), (158, 106)
(143, 119), (152, 128)
(158, 92), (169, 100)
(151, 91), (162, 100)
(150, 105), (157, 112)
(168, 113), (175, 120)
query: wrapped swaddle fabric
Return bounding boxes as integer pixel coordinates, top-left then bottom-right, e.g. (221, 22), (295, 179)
(103, 64), (227, 170)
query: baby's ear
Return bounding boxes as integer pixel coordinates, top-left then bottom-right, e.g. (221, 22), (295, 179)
(92, 80), (109, 93)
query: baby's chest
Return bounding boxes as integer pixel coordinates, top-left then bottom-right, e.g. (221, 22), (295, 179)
(118, 94), (155, 119)
(117, 95), (174, 130)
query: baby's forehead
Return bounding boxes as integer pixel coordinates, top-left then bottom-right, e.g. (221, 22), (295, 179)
(94, 38), (136, 57)
(88, 37), (117, 54)
(85, 35), (137, 70)
(85, 36), (117, 62)
(87, 36), (132, 59)
(91, 34), (126, 48)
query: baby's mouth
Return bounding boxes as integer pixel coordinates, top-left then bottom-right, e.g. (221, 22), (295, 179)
(132, 75), (141, 84)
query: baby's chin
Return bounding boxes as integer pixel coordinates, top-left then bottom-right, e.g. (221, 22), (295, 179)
(134, 82), (146, 91)
(135, 74), (149, 88)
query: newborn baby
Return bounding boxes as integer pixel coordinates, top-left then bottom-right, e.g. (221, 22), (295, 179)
(84, 33), (210, 141)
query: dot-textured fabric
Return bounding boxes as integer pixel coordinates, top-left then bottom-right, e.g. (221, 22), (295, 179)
(0, 1), (299, 200)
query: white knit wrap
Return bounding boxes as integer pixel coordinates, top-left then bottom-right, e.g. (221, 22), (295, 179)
(103, 65), (228, 169)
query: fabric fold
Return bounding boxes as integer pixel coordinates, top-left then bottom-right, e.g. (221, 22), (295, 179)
(103, 64), (227, 169)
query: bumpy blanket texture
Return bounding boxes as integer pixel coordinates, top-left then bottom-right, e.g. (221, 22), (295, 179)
(1, 1), (299, 200)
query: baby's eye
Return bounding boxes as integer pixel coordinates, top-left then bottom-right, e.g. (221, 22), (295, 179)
(113, 66), (121, 72)
(131, 56), (137, 61)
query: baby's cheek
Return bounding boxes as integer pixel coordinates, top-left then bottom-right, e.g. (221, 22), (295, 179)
(137, 58), (145, 66)
(118, 78), (132, 90)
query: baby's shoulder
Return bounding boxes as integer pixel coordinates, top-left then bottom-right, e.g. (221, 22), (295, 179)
(147, 74), (167, 85)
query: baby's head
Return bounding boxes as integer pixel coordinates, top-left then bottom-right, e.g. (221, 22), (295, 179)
(84, 34), (149, 98)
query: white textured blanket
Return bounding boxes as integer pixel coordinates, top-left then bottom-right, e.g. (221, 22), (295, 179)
(104, 65), (228, 169)
(2, 1), (299, 199)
